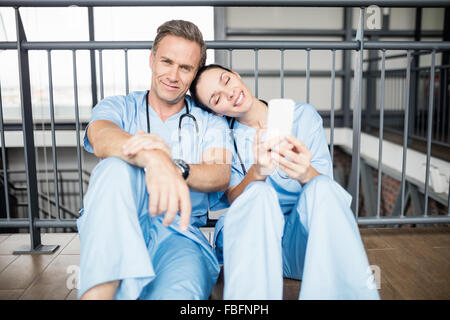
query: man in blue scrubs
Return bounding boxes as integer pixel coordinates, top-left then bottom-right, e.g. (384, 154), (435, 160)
(77, 20), (232, 300)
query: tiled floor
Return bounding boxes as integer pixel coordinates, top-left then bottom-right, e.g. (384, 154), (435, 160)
(0, 226), (449, 300)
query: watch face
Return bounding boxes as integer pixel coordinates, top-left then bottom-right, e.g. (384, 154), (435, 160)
(174, 159), (189, 179)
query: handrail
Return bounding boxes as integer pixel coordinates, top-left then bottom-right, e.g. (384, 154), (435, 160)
(1, 40), (450, 51)
(1, 0), (450, 8)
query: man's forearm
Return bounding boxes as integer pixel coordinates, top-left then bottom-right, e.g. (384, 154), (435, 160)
(89, 121), (163, 169)
(186, 164), (231, 193)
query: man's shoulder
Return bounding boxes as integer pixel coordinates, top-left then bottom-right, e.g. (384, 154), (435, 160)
(186, 95), (210, 116)
(186, 95), (226, 123)
(96, 91), (145, 108)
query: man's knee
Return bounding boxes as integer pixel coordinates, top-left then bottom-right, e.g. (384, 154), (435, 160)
(92, 157), (139, 182)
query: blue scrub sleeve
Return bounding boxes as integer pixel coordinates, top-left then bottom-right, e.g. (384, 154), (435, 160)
(83, 96), (127, 153)
(201, 114), (233, 155)
(295, 104), (333, 179)
(229, 164), (245, 189)
(307, 126), (333, 179)
(203, 114), (234, 211)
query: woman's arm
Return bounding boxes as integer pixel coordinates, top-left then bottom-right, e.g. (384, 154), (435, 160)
(225, 165), (265, 204)
(225, 130), (283, 204)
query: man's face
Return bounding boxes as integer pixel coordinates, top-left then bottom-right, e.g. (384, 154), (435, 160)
(150, 35), (201, 105)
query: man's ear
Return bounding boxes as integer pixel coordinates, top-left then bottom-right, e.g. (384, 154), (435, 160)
(149, 50), (154, 71)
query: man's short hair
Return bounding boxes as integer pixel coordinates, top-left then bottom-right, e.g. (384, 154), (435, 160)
(153, 20), (206, 70)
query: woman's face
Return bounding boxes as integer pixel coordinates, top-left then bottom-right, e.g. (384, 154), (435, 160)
(195, 68), (254, 117)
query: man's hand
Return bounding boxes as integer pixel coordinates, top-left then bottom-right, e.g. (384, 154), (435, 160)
(272, 135), (320, 185)
(142, 150), (191, 231)
(122, 130), (171, 158)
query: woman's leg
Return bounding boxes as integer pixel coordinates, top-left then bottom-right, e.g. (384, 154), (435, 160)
(284, 175), (380, 300)
(218, 181), (285, 299)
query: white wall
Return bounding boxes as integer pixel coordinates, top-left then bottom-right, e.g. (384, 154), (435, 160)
(223, 7), (445, 111)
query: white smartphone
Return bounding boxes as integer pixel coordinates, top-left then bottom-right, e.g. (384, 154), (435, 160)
(266, 98), (295, 141)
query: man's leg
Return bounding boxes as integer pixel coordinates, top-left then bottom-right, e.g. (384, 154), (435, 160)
(139, 231), (218, 300)
(80, 281), (120, 300)
(77, 157), (155, 300)
(218, 181), (285, 300)
(284, 174), (380, 300)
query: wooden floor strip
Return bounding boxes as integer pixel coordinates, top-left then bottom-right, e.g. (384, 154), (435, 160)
(0, 228), (448, 300)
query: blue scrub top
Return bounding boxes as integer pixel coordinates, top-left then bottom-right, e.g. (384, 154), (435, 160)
(84, 90), (233, 225)
(214, 103), (334, 214)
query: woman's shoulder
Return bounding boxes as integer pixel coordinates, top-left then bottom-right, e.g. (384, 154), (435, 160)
(293, 102), (323, 131)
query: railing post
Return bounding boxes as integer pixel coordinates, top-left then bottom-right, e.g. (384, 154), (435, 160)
(349, 7), (365, 218)
(342, 7), (353, 128)
(365, 36), (378, 133)
(88, 7), (98, 108)
(409, 7), (422, 144)
(13, 8), (58, 255)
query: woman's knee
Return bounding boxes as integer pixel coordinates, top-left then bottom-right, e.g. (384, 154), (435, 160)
(225, 181), (283, 230)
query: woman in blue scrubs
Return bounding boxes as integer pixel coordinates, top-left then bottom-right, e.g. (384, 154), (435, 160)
(190, 64), (380, 300)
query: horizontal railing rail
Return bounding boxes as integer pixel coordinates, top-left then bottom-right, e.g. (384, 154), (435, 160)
(1, 0), (450, 8)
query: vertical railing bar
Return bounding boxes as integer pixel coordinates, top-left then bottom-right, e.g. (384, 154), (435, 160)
(254, 49), (258, 99)
(421, 71), (426, 138)
(424, 50), (436, 218)
(447, 181), (450, 216)
(15, 7), (41, 250)
(440, 68), (447, 142)
(87, 6), (98, 108)
(229, 49), (233, 69)
(376, 50), (386, 220)
(400, 50), (412, 218)
(306, 48), (311, 104)
(0, 80), (11, 220)
(47, 50), (61, 220)
(330, 49), (336, 165)
(436, 69), (441, 143)
(72, 50), (84, 211)
(350, 7), (364, 219)
(99, 49), (104, 100)
(124, 49), (129, 95)
(280, 49), (284, 98)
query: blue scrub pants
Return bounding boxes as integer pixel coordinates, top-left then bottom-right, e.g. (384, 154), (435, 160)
(214, 175), (380, 300)
(77, 157), (219, 300)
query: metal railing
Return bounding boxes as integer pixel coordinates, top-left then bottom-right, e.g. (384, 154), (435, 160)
(0, 0), (450, 254)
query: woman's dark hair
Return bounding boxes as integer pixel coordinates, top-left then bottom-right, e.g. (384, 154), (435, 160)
(189, 64), (233, 113)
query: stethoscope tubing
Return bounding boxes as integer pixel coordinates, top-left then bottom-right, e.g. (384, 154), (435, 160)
(145, 91), (199, 161)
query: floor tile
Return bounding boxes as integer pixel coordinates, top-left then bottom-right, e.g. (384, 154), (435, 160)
(0, 234), (30, 255)
(0, 235), (11, 245)
(65, 289), (78, 300)
(0, 255), (18, 273)
(360, 228), (394, 250)
(60, 235), (80, 255)
(0, 254), (57, 290)
(0, 289), (24, 300)
(20, 255), (80, 300)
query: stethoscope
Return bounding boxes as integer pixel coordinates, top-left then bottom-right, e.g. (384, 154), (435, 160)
(145, 90), (199, 161)
(228, 100), (289, 179)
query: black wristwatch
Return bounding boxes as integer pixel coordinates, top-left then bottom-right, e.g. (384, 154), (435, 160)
(173, 159), (190, 180)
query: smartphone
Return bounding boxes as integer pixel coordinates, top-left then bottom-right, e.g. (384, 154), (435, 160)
(266, 98), (295, 141)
